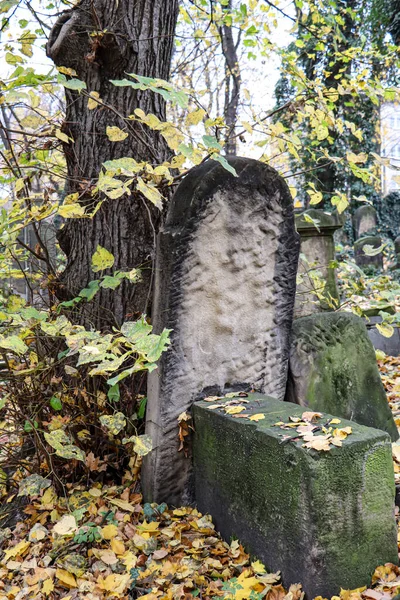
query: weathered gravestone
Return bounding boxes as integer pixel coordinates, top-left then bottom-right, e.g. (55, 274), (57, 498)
(395, 235), (400, 268)
(286, 312), (398, 440)
(193, 394), (398, 599)
(354, 235), (383, 269)
(353, 205), (378, 239)
(294, 209), (344, 318)
(143, 157), (300, 505)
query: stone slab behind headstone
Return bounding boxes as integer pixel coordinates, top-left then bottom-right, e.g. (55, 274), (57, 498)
(294, 209), (344, 318)
(354, 235), (383, 269)
(365, 317), (400, 356)
(143, 157), (300, 505)
(353, 205), (378, 239)
(193, 394), (398, 599)
(286, 312), (398, 440)
(395, 235), (400, 268)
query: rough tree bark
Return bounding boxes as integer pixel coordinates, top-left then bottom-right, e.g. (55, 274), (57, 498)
(47, 0), (179, 328)
(219, 0), (241, 157)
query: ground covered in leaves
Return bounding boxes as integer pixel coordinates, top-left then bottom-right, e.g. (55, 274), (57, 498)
(0, 356), (400, 600)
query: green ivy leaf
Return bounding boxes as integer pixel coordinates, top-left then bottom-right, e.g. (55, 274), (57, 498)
(57, 74), (87, 92)
(107, 384), (120, 402)
(213, 154), (238, 177)
(79, 280), (100, 301)
(50, 396), (62, 411)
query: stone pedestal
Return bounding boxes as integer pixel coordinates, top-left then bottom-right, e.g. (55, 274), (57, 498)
(143, 157), (300, 505)
(294, 209), (344, 318)
(193, 394), (398, 599)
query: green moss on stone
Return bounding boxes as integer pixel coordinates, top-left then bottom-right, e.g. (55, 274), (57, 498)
(193, 394), (397, 599)
(287, 313), (398, 441)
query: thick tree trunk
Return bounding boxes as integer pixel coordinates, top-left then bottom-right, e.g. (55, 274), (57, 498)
(220, 0), (241, 157)
(47, 0), (179, 328)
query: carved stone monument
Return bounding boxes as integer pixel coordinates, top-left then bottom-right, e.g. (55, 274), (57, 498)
(143, 157), (300, 505)
(294, 209), (344, 318)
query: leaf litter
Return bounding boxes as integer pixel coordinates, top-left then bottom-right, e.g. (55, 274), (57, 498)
(0, 363), (400, 599)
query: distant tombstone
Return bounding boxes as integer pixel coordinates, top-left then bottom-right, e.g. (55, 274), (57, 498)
(143, 157), (300, 505)
(294, 209), (344, 318)
(353, 205), (377, 239)
(395, 235), (400, 268)
(354, 235), (383, 269)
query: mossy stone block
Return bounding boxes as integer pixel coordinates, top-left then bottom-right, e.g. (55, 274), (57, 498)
(286, 312), (398, 441)
(193, 394), (397, 599)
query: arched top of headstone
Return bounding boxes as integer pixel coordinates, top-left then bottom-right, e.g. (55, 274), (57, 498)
(166, 156), (294, 230)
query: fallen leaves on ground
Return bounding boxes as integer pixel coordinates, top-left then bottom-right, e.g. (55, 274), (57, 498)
(378, 354), (400, 484)
(0, 358), (399, 599)
(0, 483), (292, 600)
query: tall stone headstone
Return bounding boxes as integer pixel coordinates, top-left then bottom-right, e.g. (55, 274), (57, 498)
(353, 205), (377, 239)
(143, 157), (300, 505)
(294, 209), (344, 318)
(354, 235), (383, 269)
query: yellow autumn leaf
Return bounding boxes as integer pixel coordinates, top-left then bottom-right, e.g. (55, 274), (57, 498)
(111, 538), (125, 555)
(88, 91), (101, 110)
(58, 203), (85, 218)
(302, 411), (323, 422)
(376, 323), (394, 338)
(121, 550), (137, 569)
(53, 514), (77, 536)
(333, 427), (352, 440)
(185, 107), (206, 127)
(235, 570), (260, 600)
(56, 568), (77, 588)
(392, 442), (400, 462)
(58, 66), (77, 77)
(249, 413), (265, 422)
(55, 129), (70, 144)
(251, 560), (266, 574)
(137, 177), (163, 209)
(42, 579), (54, 595)
(225, 405), (246, 414)
(137, 520), (160, 533)
(91, 245), (115, 272)
(3, 540), (30, 561)
(329, 418), (341, 425)
(346, 151), (367, 164)
(98, 573), (131, 594)
(316, 124), (329, 141)
(106, 126), (129, 142)
(109, 498), (136, 512)
(303, 435), (331, 451)
(92, 548), (118, 565)
(101, 523), (118, 540)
